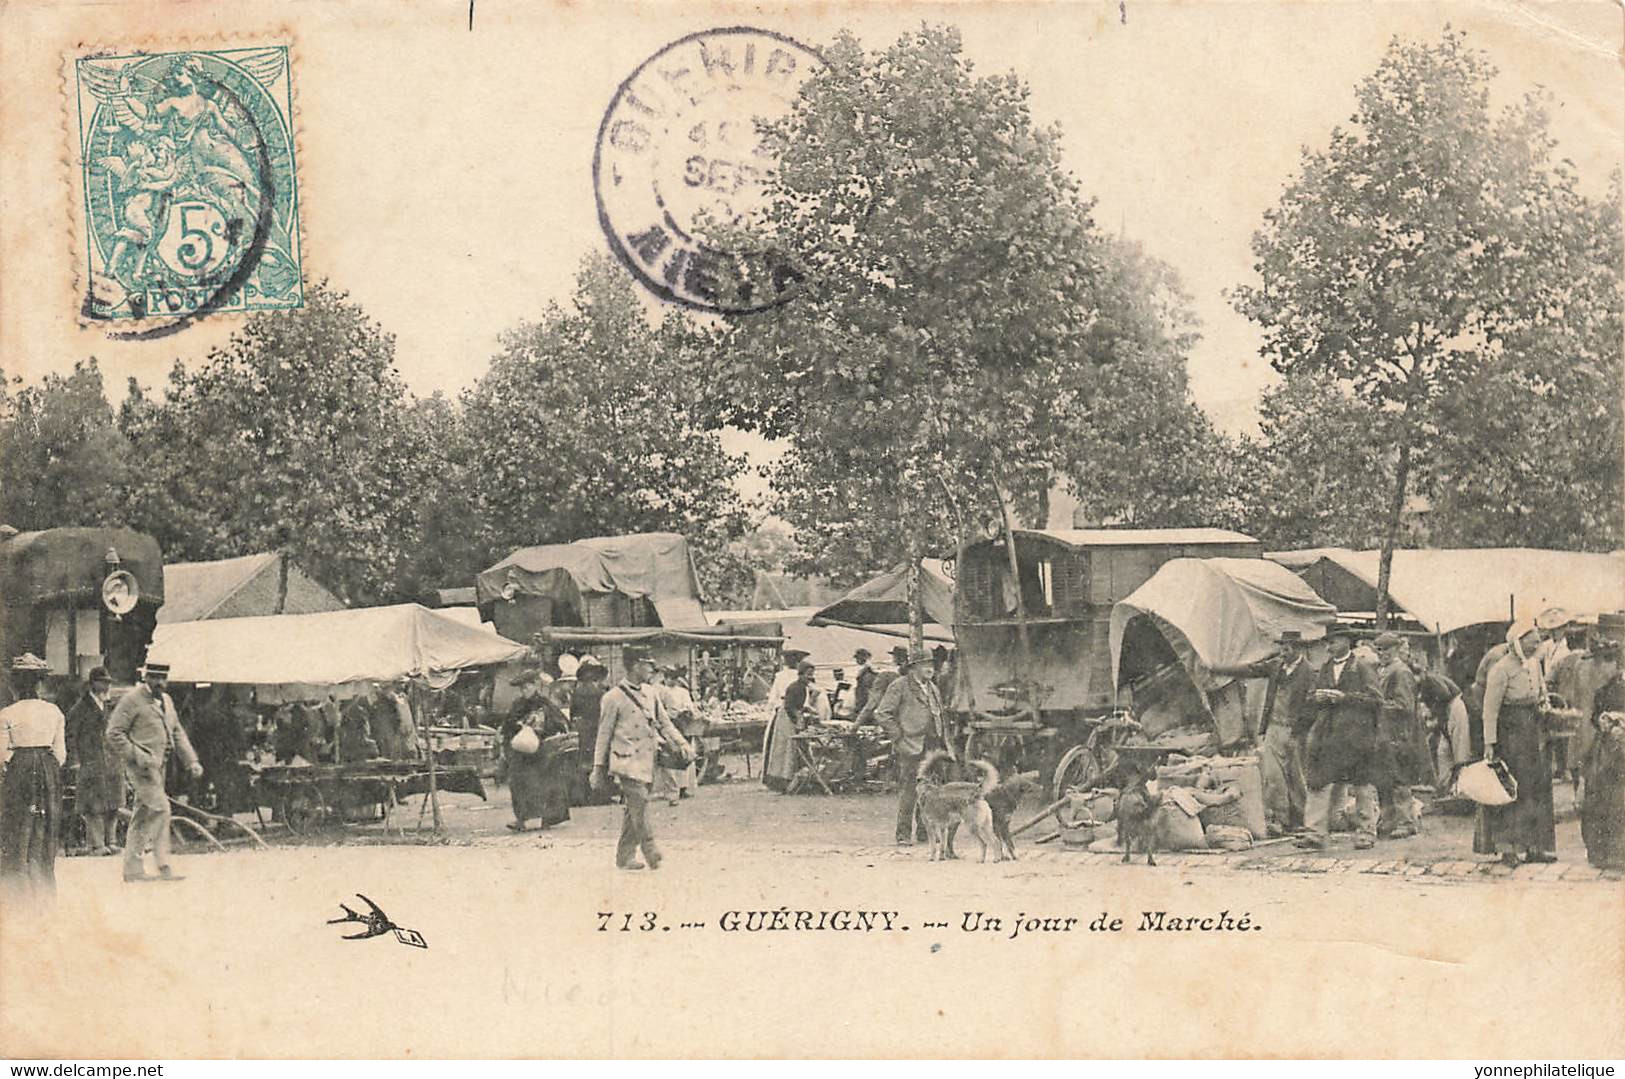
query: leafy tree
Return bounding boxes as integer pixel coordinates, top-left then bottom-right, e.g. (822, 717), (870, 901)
(0, 360), (135, 531)
(118, 283), (433, 605)
(693, 25), (1127, 641)
(1425, 173), (1623, 549)
(458, 254), (748, 582)
(1060, 241), (1246, 531)
(1234, 372), (1404, 549)
(1231, 30), (1619, 623)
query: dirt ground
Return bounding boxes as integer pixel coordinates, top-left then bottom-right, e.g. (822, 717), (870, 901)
(4, 759), (1621, 1059)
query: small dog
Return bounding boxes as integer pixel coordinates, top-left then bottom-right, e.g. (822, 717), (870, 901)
(914, 749), (1002, 862)
(1115, 766), (1161, 866)
(983, 773), (1042, 860)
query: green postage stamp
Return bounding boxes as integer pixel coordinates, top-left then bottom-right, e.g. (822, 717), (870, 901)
(73, 46), (303, 325)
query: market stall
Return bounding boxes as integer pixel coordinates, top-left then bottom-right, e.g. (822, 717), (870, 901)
(147, 603), (527, 832)
(529, 624), (786, 779)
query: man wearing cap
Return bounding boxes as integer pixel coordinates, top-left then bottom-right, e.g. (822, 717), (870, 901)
(65, 666), (122, 855)
(1300, 627), (1385, 850)
(874, 652), (949, 846)
(1372, 632), (1422, 840)
(591, 647), (692, 869)
(1208, 630), (1317, 835)
(107, 662), (201, 882)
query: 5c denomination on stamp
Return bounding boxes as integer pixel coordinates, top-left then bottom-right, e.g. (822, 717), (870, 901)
(73, 46), (303, 328)
(593, 27), (821, 313)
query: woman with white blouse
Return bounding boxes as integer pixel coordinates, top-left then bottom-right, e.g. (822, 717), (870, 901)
(0, 653), (67, 900)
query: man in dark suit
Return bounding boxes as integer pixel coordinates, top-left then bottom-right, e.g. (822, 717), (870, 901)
(1299, 627), (1385, 850)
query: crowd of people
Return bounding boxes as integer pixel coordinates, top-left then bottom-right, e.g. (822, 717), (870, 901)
(1208, 608), (1625, 867)
(2, 606), (1620, 896)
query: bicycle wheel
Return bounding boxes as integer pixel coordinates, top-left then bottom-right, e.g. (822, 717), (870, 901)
(1052, 743), (1104, 804)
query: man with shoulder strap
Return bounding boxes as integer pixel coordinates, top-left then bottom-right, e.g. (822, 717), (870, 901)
(590, 647), (692, 870)
(107, 661), (201, 883)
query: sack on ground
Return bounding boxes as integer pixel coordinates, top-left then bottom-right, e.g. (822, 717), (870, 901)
(1205, 756), (1268, 839)
(1204, 823), (1253, 850)
(1156, 800), (1207, 851)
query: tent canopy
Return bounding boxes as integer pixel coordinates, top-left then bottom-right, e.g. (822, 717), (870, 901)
(1111, 558), (1338, 691)
(158, 553), (346, 623)
(146, 603), (526, 686)
(474, 532), (707, 627)
(713, 607), (952, 669)
(808, 559), (955, 629)
(0, 528), (164, 608)
(1265, 547), (1625, 634)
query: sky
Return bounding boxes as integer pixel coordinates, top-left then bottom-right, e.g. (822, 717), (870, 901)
(3, 0), (1621, 459)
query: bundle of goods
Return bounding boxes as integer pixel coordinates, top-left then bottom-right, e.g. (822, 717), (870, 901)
(1156, 754), (1268, 840)
(1148, 724), (1220, 757)
(1060, 788), (1118, 847)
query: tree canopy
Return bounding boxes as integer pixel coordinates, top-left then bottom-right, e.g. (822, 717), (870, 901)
(1231, 29), (1622, 616)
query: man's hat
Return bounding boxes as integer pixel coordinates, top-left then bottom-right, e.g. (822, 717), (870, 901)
(621, 646), (654, 666)
(1535, 607), (1574, 632)
(87, 666), (111, 684)
(931, 645), (949, 659)
(141, 661), (171, 677)
(901, 650), (930, 670)
(1373, 631), (1404, 650)
(9, 652), (49, 673)
(1276, 630), (1304, 645)
(1325, 624), (1354, 639)
(783, 648), (810, 662)
(853, 648), (871, 661)
(889, 645), (910, 661)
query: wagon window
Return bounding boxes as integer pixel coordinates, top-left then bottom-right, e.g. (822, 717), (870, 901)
(1037, 559), (1055, 612)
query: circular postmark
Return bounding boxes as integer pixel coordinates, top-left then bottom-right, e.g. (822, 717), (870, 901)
(77, 48), (302, 337)
(593, 27), (822, 314)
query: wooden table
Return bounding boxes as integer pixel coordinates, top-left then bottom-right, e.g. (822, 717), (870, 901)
(788, 729), (881, 795)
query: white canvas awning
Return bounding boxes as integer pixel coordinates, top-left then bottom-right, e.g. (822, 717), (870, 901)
(146, 603), (526, 688)
(1111, 558), (1338, 691)
(1265, 547), (1625, 634)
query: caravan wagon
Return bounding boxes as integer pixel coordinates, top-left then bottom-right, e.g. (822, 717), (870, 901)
(949, 527), (1260, 797)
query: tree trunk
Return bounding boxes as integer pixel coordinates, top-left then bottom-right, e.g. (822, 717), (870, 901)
(1374, 424), (1414, 631)
(905, 547), (924, 657)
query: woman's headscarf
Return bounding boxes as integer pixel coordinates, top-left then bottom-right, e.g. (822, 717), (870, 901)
(1507, 618), (1546, 690)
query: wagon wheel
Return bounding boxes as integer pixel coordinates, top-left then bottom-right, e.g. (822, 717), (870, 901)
(282, 785), (328, 835)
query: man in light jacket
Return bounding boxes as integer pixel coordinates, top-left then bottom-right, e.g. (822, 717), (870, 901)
(591, 647), (692, 870)
(107, 662), (201, 882)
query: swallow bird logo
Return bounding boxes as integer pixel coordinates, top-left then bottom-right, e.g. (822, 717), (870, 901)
(327, 893), (427, 948)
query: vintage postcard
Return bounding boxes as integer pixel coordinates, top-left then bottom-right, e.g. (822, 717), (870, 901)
(1, 0), (1622, 1062)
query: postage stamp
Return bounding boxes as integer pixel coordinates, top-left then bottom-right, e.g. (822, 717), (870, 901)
(72, 46), (303, 327)
(593, 27), (821, 313)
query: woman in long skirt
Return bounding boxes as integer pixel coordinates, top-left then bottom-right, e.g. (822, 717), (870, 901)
(1474, 622), (1557, 866)
(1, 654), (67, 900)
(502, 679), (571, 832)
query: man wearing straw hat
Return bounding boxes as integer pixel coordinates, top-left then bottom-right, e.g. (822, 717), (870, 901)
(107, 661), (201, 882)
